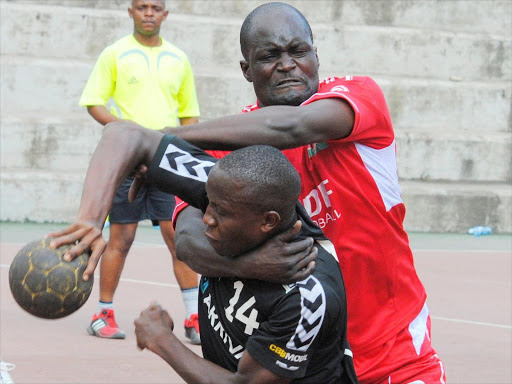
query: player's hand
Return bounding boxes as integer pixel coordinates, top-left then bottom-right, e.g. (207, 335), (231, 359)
(134, 302), (175, 352)
(46, 221), (106, 282)
(128, 164), (148, 203)
(240, 221), (317, 284)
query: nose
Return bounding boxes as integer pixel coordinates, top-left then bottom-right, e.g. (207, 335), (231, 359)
(277, 53), (296, 72)
(144, 7), (154, 16)
(203, 207), (216, 227)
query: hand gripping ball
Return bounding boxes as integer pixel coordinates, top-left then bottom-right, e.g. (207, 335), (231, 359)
(9, 238), (93, 319)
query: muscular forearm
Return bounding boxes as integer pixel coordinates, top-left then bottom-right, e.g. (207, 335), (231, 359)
(164, 106), (305, 150)
(77, 122), (162, 226)
(163, 99), (353, 151)
(175, 207), (317, 283)
(87, 105), (120, 126)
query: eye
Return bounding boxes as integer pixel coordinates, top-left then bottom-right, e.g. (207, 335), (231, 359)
(291, 46), (309, 57)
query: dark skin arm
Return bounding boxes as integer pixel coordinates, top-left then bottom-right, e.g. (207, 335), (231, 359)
(135, 303), (291, 384)
(163, 98), (354, 150)
(47, 120), (316, 282)
(47, 121), (164, 280)
(175, 206), (317, 282)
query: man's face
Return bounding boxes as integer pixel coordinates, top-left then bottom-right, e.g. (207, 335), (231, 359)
(203, 168), (268, 258)
(129, 0), (168, 37)
(240, 12), (319, 107)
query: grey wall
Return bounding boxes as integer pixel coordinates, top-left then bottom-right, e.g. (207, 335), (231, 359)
(1, 0), (511, 232)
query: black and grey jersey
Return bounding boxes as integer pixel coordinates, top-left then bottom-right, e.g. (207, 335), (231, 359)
(147, 134), (358, 383)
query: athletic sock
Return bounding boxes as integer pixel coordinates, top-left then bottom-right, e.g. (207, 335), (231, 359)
(181, 287), (198, 319)
(97, 301), (114, 314)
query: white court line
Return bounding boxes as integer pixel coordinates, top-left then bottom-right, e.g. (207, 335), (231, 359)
(0, 265), (179, 289)
(413, 249), (511, 254)
(115, 276), (180, 289)
(2, 264), (510, 328)
(432, 316), (512, 329)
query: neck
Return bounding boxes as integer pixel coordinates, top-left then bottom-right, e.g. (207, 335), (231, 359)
(272, 211), (299, 238)
(133, 32), (161, 47)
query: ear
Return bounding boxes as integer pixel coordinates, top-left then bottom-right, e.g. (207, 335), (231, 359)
(260, 211), (281, 233)
(240, 60), (253, 83)
(314, 47), (319, 69)
(128, 7), (134, 19)
(162, 10), (169, 20)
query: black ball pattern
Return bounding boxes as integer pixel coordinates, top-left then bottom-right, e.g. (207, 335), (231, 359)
(9, 238), (93, 319)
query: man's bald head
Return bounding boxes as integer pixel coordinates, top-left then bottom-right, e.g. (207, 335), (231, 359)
(240, 2), (313, 59)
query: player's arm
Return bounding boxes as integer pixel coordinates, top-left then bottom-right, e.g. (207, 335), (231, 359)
(86, 105), (121, 126)
(179, 116), (199, 126)
(163, 98), (354, 150)
(134, 303), (291, 384)
(175, 206), (317, 282)
(48, 121), (164, 279)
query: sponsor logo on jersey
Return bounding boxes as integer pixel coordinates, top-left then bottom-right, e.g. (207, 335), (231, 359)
(200, 278), (209, 294)
(276, 361), (300, 371)
(269, 344), (308, 363)
(330, 85), (349, 93)
(302, 179), (342, 228)
(307, 142), (329, 158)
(203, 294), (244, 359)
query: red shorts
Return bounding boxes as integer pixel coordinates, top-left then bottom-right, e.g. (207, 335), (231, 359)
(355, 303), (446, 384)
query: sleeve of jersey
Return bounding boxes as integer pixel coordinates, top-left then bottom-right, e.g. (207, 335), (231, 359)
(172, 149), (230, 225)
(146, 135), (217, 212)
(79, 48), (116, 107)
(177, 56), (200, 118)
(302, 76), (394, 148)
(245, 277), (327, 379)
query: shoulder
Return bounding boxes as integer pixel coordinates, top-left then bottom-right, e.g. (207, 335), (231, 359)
(160, 38), (190, 62)
(317, 75), (382, 94)
(98, 35), (133, 58)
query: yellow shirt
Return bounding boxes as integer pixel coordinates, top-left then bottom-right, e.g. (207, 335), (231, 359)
(79, 35), (200, 129)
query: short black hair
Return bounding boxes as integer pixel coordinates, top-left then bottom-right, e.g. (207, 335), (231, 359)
(131, 0), (166, 9)
(240, 2), (313, 59)
(216, 145), (301, 219)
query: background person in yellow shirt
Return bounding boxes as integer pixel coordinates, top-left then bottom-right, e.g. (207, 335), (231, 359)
(79, 0), (201, 344)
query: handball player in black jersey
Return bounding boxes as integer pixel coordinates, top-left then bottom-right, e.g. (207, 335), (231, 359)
(134, 135), (357, 383)
(49, 128), (357, 383)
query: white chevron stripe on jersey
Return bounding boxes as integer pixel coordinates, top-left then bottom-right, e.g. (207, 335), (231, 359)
(159, 143), (215, 182)
(286, 276), (326, 352)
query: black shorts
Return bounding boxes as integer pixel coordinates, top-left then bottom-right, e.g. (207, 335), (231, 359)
(109, 177), (176, 224)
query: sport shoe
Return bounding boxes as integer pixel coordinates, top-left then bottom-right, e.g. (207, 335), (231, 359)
(87, 309), (126, 339)
(184, 313), (201, 345)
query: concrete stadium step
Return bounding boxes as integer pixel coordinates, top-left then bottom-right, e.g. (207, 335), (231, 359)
(14, 0), (511, 36)
(395, 131), (511, 183)
(0, 118), (101, 172)
(2, 2), (510, 82)
(1, 117), (510, 183)
(2, 57), (509, 133)
(2, 169), (510, 233)
(402, 180), (511, 233)
(0, 169), (86, 223)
